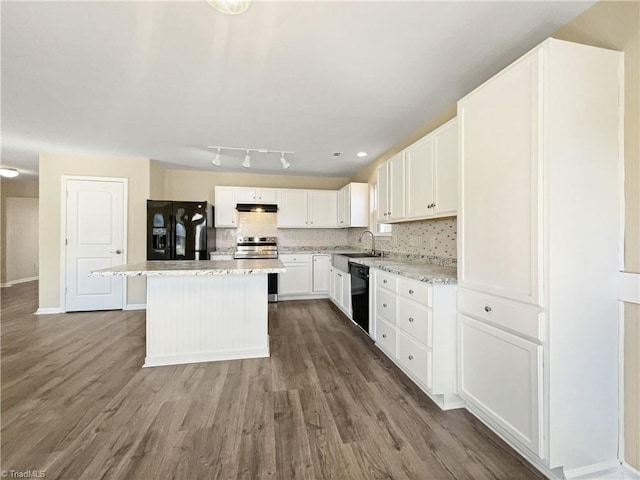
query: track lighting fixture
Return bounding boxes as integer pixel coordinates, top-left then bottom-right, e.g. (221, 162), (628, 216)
(242, 151), (251, 168)
(280, 153), (291, 170)
(212, 148), (221, 166)
(207, 145), (294, 170)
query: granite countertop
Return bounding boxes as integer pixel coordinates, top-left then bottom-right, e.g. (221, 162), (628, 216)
(90, 259), (286, 277)
(349, 257), (457, 285)
(279, 246), (366, 255)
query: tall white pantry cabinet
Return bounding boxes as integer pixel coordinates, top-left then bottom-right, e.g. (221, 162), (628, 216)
(457, 38), (623, 477)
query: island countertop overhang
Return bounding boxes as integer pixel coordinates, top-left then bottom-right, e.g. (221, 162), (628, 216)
(90, 259), (286, 277)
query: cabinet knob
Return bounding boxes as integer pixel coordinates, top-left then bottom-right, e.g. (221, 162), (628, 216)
(383, 213), (388, 216)
(383, 280), (388, 284)
(408, 355), (414, 360)
(382, 333), (387, 338)
(484, 306), (492, 312)
(387, 211), (391, 215)
(383, 303), (387, 308)
(338, 273), (342, 277)
(409, 289), (414, 294)
(408, 317), (414, 323)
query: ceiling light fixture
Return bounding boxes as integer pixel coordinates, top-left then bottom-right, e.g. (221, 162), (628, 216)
(242, 151), (251, 169)
(357, 152), (368, 157)
(207, 0), (251, 15)
(207, 145), (294, 170)
(212, 148), (222, 166)
(280, 153), (291, 170)
(0, 168), (19, 178)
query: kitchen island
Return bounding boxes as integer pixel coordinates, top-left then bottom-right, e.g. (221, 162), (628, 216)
(91, 259), (286, 367)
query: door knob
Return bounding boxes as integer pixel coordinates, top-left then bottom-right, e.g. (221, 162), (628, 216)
(110, 249), (123, 254)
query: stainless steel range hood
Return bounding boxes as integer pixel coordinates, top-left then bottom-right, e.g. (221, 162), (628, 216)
(236, 203), (278, 213)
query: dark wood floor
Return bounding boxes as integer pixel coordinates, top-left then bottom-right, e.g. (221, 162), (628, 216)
(1, 281), (543, 479)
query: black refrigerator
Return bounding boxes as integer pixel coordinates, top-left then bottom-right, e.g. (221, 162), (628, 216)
(147, 200), (213, 260)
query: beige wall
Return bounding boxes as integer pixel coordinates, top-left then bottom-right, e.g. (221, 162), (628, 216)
(1, 179), (39, 284)
(149, 160), (166, 199)
(39, 153), (150, 309)
(553, 0), (640, 469)
(164, 170), (349, 206)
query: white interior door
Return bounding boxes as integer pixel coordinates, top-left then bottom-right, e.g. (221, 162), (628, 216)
(65, 178), (126, 311)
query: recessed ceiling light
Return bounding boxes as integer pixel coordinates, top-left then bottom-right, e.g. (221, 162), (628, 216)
(357, 152), (368, 157)
(0, 168), (19, 178)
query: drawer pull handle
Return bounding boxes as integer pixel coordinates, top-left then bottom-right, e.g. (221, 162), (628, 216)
(408, 317), (414, 323)
(484, 306), (492, 312)
(383, 303), (387, 308)
(408, 355), (414, 360)
(382, 333), (387, 338)
(409, 289), (414, 294)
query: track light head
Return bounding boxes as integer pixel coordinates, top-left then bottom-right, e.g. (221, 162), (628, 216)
(242, 151), (251, 168)
(212, 148), (221, 166)
(280, 153), (291, 170)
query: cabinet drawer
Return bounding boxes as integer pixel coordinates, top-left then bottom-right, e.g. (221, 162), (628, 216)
(279, 254), (311, 264)
(398, 298), (432, 347)
(458, 289), (543, 341)
(377, 271), (398, 293)
(375, 317), (397, 356)
(397, 331), (432, 389)
(376, 288), (397, 323)
(398, 278), (432, 307)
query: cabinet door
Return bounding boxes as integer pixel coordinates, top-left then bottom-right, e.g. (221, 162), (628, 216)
(337, 186), (348, 227)
(309, 190), (338, 228)
(388, 152), (405, 221)
(256, 188), (277, 204)
(458, 314), (543, 457)
(433, 119), (458, 217)
(349, 183), (369, 228)
(277, 190), (309, 228)
(214, 186), (237, 228)
(376, 163), (389, 223)
(279, 263), (312, 295)
(236, 187), (256, 203)
(341, 272), (352, 317)
(334, 269), (344, 305)
(312, 255), (330, 292)
(405, 135), (434, 219)
(458, 53), (541, 305)
(329, 267), (336, 300)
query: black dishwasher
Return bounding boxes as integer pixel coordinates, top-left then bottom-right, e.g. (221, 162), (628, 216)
(349, 263), (369, 334)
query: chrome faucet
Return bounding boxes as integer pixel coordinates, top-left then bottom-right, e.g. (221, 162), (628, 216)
(359, 230), (376, 256)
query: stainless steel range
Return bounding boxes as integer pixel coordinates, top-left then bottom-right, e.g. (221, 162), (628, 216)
(234, 237), (278, 302)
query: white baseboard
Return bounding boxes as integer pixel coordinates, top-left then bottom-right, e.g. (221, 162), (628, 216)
(566, 460), (623, 479)
(144, 346), (269, 368)
(35, 307), (63, 315)
(622, 463), (640, 479)
(619, 271), (640, 304)
(278, 293), (329, 301)
(124, 303), (146, 311)
(1, 276), (38, 287)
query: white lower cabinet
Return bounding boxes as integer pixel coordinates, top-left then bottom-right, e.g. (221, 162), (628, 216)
(329, 266), (351, 319)
(312, 255), (330, 293)
(458, 313), (543, 457)
(279, 253), (332, 300)
(373, 269), (460, 410)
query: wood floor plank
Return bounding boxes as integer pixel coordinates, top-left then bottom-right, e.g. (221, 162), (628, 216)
(1, 283), (544, 479)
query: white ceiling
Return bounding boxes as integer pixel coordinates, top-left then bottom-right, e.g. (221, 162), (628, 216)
(1, 1), (594, 180)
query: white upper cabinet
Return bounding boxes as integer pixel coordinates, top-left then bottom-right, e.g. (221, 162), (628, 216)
(277, 189), (337, 228)
(214, 186), (237, 228)
(388, 152), (405, 221)
(376, 162), (390, 223)
(277, 189), (309, 227)
(432, 119), (458, 217)
(377, 119), (458, 224)
(236, 187), (277, 204)
(405, 135), (434, 219)
(338, 183), (369, 228)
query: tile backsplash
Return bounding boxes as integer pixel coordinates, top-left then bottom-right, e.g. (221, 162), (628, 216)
(215, 212), (348, 249)
(215, 212), (456, 259)
(348, 217), (457, 259)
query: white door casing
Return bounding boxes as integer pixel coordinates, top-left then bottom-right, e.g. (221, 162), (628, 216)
(63, 177), (127, 311)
